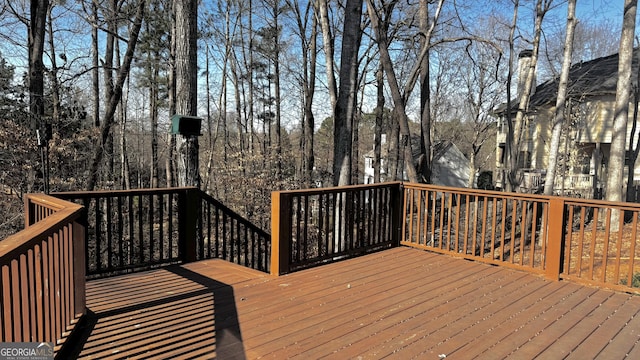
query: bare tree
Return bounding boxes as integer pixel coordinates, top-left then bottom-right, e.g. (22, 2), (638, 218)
(461, 44), (504, 188)
(373, 65), (384, 183)
(333, 0), (364, 186)
(29, 0), (49, 131)
(289, 0), (317, 187)
(543, 0), (576, 196)
(91, 0), (100, 127)
(606, 0), (637, 205)
(627, 50), (640, 202)
(315, 0), (338, 110)
(419, 0), (432, 183)
(174, 0), (199, 187)
(87, 0), (145, 191)
(505, 0), (552, 192)
(366, 0), (445, 183)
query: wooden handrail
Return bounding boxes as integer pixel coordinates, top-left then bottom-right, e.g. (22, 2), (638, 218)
(402, 182), (640, 293)
(271, 182), (403, 275)
(271, 181), (640, 293)
(54, 187), (271, 277)
(1, 194), (86, 353)
(401, 183), (553, 276)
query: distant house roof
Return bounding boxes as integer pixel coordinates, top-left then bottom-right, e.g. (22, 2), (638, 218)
(364, 138), (459, 163)
(531, 49), (640, 107)
(363, 134), (423, 160)
(495, 49), (640, 114)
(433, 140), (454, 160)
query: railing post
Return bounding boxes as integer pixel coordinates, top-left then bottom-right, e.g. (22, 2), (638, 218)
(179, 188), (199, 263)
(73, 218), (86, 318)
(271, 191), (291, 276)
(24, 196), (33, 228)
(390, 183), (403, 248)
(546, 197), (565, 280)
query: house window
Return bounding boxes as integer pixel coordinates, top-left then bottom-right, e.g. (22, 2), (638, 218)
(580, 156), (590, 174)
(518, 151), (531, 169)
(499, 118), (508, 134)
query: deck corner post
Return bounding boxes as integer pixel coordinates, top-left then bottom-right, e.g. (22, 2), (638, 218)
(271, 191), (291, 276)
(391, 182), (404, 248)
(24, 194), (36, 228)
(179, 188), (199, 263)
(546, 197), (565, 281)
(73, 216), (87, 316)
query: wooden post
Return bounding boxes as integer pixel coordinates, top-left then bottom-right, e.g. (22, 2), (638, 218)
(546, 197), (565, 280)
(271, 192), (291, 276)
(73, 218), (86, 318)
(24, 195), (38, 228)
(390, 183), (404, 248)
(179, 188), (199, 263)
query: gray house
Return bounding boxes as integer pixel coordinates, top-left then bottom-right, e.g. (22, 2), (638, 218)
(364, 138), (472, 188)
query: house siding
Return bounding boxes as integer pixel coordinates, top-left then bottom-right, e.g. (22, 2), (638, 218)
(577, 96), (639, 146)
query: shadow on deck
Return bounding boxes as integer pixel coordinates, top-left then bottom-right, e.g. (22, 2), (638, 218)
(68, 247), (640, 359)
(63, 260), (264, 359)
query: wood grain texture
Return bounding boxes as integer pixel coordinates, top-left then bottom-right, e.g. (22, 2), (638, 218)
(74, 247), (640, 359)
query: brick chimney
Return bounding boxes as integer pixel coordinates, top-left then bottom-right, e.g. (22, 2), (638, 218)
(517, 49), (536, 98)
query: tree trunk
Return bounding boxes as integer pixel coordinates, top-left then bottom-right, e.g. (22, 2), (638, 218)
(166, 0), (177, 188)
(419, 0), (432, 184)
(92, 0), (100, 127)
(333, 0), (363, 186)
(468, 149), (477, 188)
(202, 45), (214, 192)
(507, 0), (550, 192)
(248, 0), (256, 154)
(87, 1), (145, 191)
(149, 18), (160, 189)
(607, 0), (637, 206)
(273, 0), (282, 180)
(387, 118), (400, 180)
(29, 0), (49, 131)
(292, 0), (317, 188)
(543, 0), (576, 196)
(174, 0), (199, 188)
(316, 0), (337, 110)
(366, 0), (420, 183)
(46, 5), (59, 125)
(120, 98), (131, 190)
(626, 50), (640, 202)
(503, 0), (518, 192)
(374, 65), (384, 183)
(627, 97), (640, 202)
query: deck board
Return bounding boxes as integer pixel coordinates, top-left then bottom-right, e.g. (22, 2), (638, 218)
(70, 247), (640, 359)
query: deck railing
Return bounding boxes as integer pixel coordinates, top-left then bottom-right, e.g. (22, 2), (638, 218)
(0, 194), (85, 351)
(520, 171), (595, 197)
(54, 188), (181, 277)
(272, 182), (640, 294)
(3, 182), (639, 354)
(54, 187), (270, 278)
(562, 198), (640, 293)
(401, 183), (640, 293)
(402, 183), (556, 277)
(270, 182), (402, 275)
(196, 191), (270, 271)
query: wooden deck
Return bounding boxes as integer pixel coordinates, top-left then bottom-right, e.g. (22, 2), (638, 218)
(66, 247), (640, 359)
